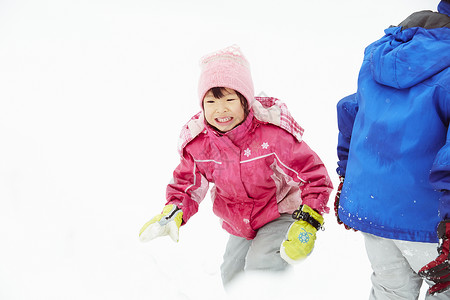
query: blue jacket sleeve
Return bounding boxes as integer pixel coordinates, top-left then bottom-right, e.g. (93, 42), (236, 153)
(429, 84), (450, 220)
(336, 94), (358, 177)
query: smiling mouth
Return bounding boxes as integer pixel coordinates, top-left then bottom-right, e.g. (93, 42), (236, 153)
(216, 117), (233, 123)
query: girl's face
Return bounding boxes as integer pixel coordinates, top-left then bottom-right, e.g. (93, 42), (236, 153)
(203, 88), (245, 133)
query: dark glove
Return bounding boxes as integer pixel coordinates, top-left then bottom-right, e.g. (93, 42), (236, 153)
(334, 176), (356, 231)
(418, 220), (450, 295)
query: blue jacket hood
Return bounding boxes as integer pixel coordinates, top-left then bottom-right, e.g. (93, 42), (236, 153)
(368, 11), (450, 89)
(439, 0), (450, 16)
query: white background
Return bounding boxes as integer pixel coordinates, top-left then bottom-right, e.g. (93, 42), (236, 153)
(0, 0), (438, 299)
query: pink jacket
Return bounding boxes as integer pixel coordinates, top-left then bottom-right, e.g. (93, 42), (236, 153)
(166, 97), (333, 239)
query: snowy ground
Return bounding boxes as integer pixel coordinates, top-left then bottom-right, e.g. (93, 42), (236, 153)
(0, 0), (437, 299)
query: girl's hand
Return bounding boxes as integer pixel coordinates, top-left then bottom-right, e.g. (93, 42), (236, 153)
(280, 205), (324, 264)
(139, 204), (183, 243)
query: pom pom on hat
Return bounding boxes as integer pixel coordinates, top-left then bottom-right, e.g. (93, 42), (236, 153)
(198, 45), (255, 106)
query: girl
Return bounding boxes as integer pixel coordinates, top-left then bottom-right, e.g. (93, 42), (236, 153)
(139, 45), (333, 286)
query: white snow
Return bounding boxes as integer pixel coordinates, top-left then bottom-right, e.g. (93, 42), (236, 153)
(0, 0), (435, 299)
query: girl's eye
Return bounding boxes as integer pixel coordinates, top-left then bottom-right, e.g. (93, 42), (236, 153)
(227, 99), (236, 102)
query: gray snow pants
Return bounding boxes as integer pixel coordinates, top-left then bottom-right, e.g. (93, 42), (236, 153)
(220, 214), (292, 286)
(363, 233), (450, 300)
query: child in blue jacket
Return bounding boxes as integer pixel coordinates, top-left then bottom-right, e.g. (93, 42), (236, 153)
(335, 1), (450, 298)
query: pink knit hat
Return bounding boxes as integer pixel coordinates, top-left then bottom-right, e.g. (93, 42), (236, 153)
(198, 45), (255, 106)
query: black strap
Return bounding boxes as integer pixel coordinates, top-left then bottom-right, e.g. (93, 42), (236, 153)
(166, 206), (181, 220)
(292, 205), (322, 231)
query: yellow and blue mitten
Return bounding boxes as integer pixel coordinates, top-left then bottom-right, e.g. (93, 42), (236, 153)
(139, 204), (183, 243)
(280, 204), (324, 264)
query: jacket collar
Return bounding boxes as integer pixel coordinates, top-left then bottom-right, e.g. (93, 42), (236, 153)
(206, 110), (255, 146)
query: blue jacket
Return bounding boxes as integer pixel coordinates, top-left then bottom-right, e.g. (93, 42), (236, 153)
(336, 2), (450, 243)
